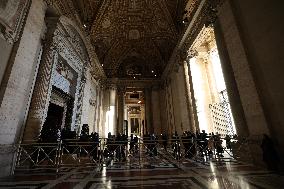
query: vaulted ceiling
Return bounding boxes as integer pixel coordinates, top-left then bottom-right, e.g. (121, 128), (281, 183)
(71, 0), (187, 78)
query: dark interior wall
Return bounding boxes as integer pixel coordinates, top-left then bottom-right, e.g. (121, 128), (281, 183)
(233, 0), (284, 155)
(229, 0), (284, 169)
(0, 37), (12, 85)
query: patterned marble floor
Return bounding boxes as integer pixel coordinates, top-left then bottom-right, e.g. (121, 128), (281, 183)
(0, 155), (283, 189)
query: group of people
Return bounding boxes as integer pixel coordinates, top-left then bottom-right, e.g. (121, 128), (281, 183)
(104, 132), (128, 161)
(77, 129), (232, 160)
(164, 130), (232, 159)
(38, 124), (280, 172)
(42, 123), (233, 161)
(70, 129), (281, 172)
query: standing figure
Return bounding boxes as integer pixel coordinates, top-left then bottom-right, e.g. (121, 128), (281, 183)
(261, 134), (279, 172)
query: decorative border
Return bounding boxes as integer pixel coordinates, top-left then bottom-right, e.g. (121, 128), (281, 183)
(0, 0), (31, 44)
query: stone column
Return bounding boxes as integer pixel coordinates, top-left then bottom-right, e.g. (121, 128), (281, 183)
(117, 87), (125, 134)
(213, 20), (249, 137)
(195, 56), (215, 133)
(109, 85), (117, 135)
(95, 85), (100, 133)
(23, 17), (60, 142)
(215, 0), (270, 166)
(98, 85), (104, 137)
(204, 54), (219, 103)
(124, 104), (129, 135)
(151, 85), (161, 134)
(140, 105), (145, 136)
(144, 87), (152, 134)
(102, 87), (109, 137)
(166, 78), (176, 135)
(186, 54), (200, 133)
(183, 61), (197, 133)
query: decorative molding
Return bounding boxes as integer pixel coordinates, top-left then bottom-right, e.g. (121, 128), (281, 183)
(188, 26), (215, 54)
(0, 0), (31, 43)
(89, 99), (97, 106)
(162, 0), (226, 78)
(44, 0), (79, 25)
(109, 78), (162, 89)
(23, 19), (60, 140)
(42, 2), (106, 79)
(74, 75), (86, 132)
(24, 16), (98, 140)
(188, 49), (198, 59)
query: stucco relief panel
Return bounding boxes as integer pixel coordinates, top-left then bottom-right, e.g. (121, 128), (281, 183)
(54, 31), (83, 73)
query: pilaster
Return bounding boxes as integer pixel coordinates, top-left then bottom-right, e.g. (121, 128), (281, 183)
(23, 17), (60, 142)
(144, 87), (152, 134)
(117, 86), (126, 134)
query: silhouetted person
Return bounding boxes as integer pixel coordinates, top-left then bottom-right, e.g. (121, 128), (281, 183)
(80, 124), (90, 142)
(91, 132), (100, 160)
(134, 135), (139, 153)
(200, 130), (208, 156)
(225, 134), (232, 151)
(130, 134), (135, 153)
(208, 135), (214, 156)
(108, 132), (112, 139)
(161, 133), (168, 152)
(261, 134), (279, 172)
(188, 132), (196, 158)
(172, 132), (180, 159)
(214, 133), (223, 157)
(149, 133), (157, 156)
(39, 119), (59, 143)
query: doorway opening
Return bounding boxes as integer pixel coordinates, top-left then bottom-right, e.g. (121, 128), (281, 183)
(125, 90), (145, 137)
(40, 87), (74, 142)
(188, 26), (236, 137)
(40, 103), (64, 142)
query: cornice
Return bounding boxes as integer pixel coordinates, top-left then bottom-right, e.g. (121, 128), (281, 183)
(106, 78), (162, 89)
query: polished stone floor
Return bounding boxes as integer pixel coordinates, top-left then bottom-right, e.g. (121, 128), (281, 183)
(0, 154), (283, 189)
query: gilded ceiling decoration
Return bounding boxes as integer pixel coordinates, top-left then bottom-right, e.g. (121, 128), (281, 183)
(89, 0), (181, 78)
(46, 0), (188, 78)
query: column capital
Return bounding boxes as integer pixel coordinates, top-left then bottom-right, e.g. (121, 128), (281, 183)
(204, 0), (227, 26)
(187, 50), (198, 59)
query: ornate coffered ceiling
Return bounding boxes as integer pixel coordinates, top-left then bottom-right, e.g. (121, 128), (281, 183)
(89, 0), (182, 78)
(71, 0), (104, 28)
(47, 0), (188, 78)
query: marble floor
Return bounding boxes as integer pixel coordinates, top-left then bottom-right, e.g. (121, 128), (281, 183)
(0, 153), (283, 189)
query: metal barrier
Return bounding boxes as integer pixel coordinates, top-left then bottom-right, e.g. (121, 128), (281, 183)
(59, 140), (101, 168)
(15, 142), (60, 171)
(13, 137), (248, 173)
